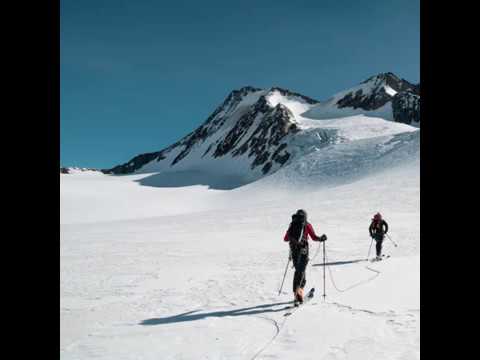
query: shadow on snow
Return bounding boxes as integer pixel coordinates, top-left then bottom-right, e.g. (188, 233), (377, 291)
(139, 301), (292, 326)
(134, 170), (248, 190)
(311, 259), (365, 267)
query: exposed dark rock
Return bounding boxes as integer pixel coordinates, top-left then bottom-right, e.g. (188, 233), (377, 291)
(337, 87), (392, 110)
(271, 143), (287, 158)
(289, 123), (299, 133)
(213, 96), (271, 158)
(202, 144), (213, 158)
(412, 83), (420, 95)
(361, 72), (416, 92)
(228, 103), (297, 172)
(337, 72), (418, 111)
(213, 110), (257, 157)
(273, 151), (290, 165)
(392, 90), (420, 125)
(271, 143), (290, 165)
(262, 162), (272, 174)
(252, 151), (270, 168)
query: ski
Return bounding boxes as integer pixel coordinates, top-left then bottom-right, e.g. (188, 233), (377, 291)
(370, 254), (390, 262)
(284, 288), (315, 316)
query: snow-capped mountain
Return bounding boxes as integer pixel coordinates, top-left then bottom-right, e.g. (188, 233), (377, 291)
(303, 72), (419, 125)
(336, 72), (418, 110)
(101, 72), (419, 186)
(103, 86), (319, 179)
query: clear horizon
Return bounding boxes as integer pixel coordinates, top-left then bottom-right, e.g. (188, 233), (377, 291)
(61, 0), (419, 169)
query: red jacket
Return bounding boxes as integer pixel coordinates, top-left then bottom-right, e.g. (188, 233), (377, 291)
(284, 222), (319, 242)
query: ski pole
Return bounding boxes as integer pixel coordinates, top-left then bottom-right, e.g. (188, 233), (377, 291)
(278, 251), (291, 295)
(386, 234), (398, 247)
(322, 241), (326, 301)
(366, 238), (374, 260)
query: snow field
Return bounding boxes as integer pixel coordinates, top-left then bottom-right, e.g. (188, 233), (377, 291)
(61, 155), (419, 359)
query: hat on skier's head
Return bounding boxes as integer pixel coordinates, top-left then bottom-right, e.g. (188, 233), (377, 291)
(296, 209), (307, 220)
(373, 212), (382, 221)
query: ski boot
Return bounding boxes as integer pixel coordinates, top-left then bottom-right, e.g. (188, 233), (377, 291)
(295, 287), (304, 305)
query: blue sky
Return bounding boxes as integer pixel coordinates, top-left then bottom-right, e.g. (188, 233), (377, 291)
(60, 0), (419, 169)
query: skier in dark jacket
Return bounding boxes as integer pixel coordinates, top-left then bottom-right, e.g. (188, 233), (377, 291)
(283, 209), (327, 303)
(369, 212), (389, 260)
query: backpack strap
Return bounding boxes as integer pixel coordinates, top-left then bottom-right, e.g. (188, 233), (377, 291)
(298, 223), (305, 243)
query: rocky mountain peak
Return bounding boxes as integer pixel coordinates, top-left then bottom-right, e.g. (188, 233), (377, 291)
(225, 86), (262, 103)
(361, 72), (416, 93)
(336, 72), (418, 111)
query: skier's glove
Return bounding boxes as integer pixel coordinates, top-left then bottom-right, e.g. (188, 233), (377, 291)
(319, 234), (327, 242)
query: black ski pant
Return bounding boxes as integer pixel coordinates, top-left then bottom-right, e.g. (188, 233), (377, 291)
(374, 235), (384, 256)
(290, 244), (309, 293)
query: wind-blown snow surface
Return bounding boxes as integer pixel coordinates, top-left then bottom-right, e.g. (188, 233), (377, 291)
(61, 143), (419, 358)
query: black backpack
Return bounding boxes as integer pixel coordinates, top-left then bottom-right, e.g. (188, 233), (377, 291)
(288, 213), (307, 246)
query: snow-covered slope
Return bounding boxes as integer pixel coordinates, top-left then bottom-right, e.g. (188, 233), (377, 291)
(61, 156), (419, 359)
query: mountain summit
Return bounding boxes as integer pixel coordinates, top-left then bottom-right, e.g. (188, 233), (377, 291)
(336, 72), (418, 110)
(303, 72), (419, 122)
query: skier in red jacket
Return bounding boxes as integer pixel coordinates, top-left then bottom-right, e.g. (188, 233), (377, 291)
(284, 209), (327, 303)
